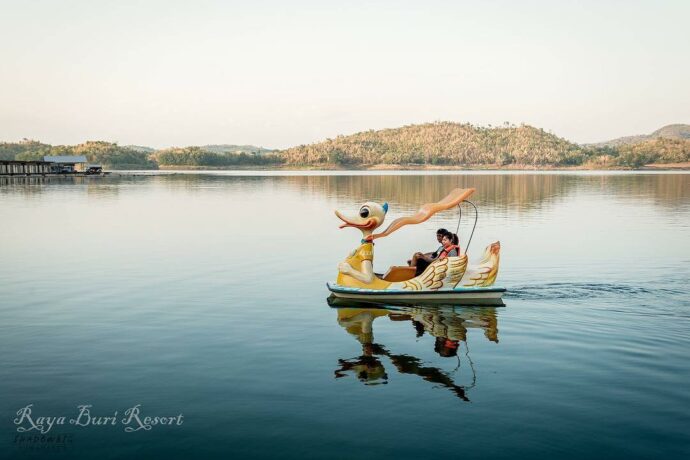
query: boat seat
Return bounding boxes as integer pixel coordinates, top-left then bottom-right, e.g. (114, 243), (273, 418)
(381, 266), (417, 282)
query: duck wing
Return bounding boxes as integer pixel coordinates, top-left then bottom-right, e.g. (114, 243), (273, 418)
(461, 242), (500, 287)
(395, 255), (468, 291)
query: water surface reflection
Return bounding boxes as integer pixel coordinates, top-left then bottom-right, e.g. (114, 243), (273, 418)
(332, 303), (499, 402)
(3, 173), (688, 217)
(1, 172), (688, 458)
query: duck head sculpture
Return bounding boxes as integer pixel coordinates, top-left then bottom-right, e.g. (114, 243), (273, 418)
(334, 201), (389, 287)
(335, 201), (388, 239)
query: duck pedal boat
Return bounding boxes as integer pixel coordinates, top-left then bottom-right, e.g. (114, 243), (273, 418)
(330, 188), (506, 306)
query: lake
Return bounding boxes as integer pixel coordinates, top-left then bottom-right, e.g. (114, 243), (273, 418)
(1, 171), (689, 459)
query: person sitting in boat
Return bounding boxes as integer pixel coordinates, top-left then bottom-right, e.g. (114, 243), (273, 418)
(408, 228), (448, 275)
(438, 232), (460, 259)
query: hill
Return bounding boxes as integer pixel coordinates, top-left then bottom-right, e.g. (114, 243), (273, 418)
(279, 122), (590, 166)
(201, 144), (273, 155)
(651, 124), (690, 140)
(152, 146), (282, 167)
(123, 145), (156, 153)
(0, 139), (51, 161)
(604, 137), (690, 167)
(591, 124), (690, 147)
(2, 122), (688, 169)
(0, 140), (156, 169)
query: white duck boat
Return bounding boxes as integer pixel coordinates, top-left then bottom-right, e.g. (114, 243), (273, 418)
(327, 188), (505, 306)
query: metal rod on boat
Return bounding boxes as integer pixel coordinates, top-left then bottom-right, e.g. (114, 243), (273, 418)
(464, 200), (478, 255)
(456, 200), (478, 255)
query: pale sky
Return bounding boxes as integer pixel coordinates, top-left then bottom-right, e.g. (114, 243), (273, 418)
(1, 0), (688, 149)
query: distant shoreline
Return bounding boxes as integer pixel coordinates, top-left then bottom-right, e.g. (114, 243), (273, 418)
(4, 122), (688, 170)
(150, 162), (690, 172)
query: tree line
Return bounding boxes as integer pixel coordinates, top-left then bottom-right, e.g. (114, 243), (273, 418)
(1, 123), (688, 169)
(0, 140), (281, 169)
(152, 147), (283, 167)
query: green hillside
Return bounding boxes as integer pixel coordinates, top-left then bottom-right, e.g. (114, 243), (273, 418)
(123, 145), (156, 153)
(651, 124), (690, 140)
(0, 139), (51, 161)
(152, 146), (282, 167)
(606, 137), (690, 167)
(592, 124), (690, 147)
(0, 140), (156, 169)
(201, 144), (273, 155)
(2, 122), (688, 169)
(279, 122), (591, 166)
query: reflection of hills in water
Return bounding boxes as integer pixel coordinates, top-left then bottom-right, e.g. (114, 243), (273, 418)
(135, 173), (689, 211)
(582, 174), (690, 209)
(287, 174), (577, 212)
(333, 305), (499, 402)
(2, 173), (688, 210)
(283, 174), (690, 211)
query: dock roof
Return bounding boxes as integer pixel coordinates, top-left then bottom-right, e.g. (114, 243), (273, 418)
(44, 155), (88, 163)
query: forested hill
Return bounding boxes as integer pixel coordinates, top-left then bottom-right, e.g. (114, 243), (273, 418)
(280, 122), (589, 166)
(1, 122), (688, 169)
(591, 124), (690, 147)
(278, 122), (690, 167)
(201, 144), (273, 155)
(0, 140), (279, 169)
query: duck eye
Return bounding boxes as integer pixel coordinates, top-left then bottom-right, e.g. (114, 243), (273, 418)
(359, 207), (370, 218)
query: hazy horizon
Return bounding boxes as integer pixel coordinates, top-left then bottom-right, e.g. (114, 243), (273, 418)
(1, 0), (688, 149)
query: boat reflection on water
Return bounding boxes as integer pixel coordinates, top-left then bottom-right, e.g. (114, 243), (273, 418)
(328, 296), (499, 402)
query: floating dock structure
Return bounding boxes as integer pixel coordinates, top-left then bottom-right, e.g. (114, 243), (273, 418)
(0, 157), (102, 176)
(0, 160), (53, 175)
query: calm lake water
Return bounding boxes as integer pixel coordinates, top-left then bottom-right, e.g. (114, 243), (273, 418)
(1, 172), (689, 459)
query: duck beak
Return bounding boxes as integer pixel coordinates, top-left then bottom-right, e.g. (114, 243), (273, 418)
(335, 210), (377, 230)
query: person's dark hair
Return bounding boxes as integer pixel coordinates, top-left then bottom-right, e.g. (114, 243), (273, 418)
(442, 232), (459, 245)
(436, 228), (448, 236)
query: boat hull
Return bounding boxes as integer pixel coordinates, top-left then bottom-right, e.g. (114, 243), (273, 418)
(327, 282), (506, 306)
